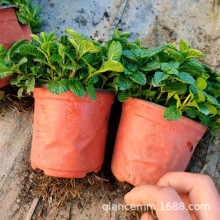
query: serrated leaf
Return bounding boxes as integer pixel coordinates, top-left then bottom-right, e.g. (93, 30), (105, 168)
(5, 39), (27, 64)
(163, 47), (184, 62)
(78, 40), (100, 55)
(186, 49), (204, 58)
(197, 89), (205, 102)
(124, 68), (133, 75)
(96, 60), (124, 74)
(19, 44), (37, 56)
(118, 75), (132, 90)
(129, 72), (146, 85)
(176, 72), (196, 84)
(164, 82), (187, 95)
(198, 103), (209, 115)
(196, 78), (207, 90)
(118, 91), (130, 102)
(86, 85), (96, 100)
(126, 62), (138, 72)
(140, 59), (160, 71)
(41, 42), (57, 53)
(65, 29), (83, 43)
(167, 43), (177, 50)
(198, 112), (211, 126)
(26, 78), (35, 94)
(49, 54), (63, 63)
(153, 71), (169, 84)
(69, 78), (86, 97)
(164, 105), (182, 121)
(108, 41), (122, 62)
(122, 50), (137, 61)
(10, 57), (28, 71)
(48, 79), (69, 95)
(179, 39), (189, 52)
(184, 107), (197, 119)
(30, 34), (40, 42)
(133, 49), (148, 58)
(205, 104), (217, 115)
(179, 59), (204, 76)
(145, 47), (163, 59)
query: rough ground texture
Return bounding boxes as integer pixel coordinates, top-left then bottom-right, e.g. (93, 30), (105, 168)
(0, 0), (220, 219)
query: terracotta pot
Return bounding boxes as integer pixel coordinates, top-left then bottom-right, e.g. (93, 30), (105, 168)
(0, 76), (13, 88)
(111, 98), (207, 186)
(19, 23), (32, 40)
(0, 6), (32, 50)
(31, 88), (115, 178)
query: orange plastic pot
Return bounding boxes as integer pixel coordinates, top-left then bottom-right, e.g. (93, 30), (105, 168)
(0, 6), (32, 50)
(31, 88), (115, 178)
(111, 98), (207, 186)
(0, 76), (12, 88)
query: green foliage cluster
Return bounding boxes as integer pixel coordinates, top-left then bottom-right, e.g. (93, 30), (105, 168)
(1, 30), (124, 100)
(0, 0), (43, 33)
(0, 29), (219, 132)
(106, 31), (220, 133)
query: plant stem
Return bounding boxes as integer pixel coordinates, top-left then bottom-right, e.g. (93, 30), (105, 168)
(71, 69), (76, 78)
(155, 87), (164, 103)
(51, 68), (54, 81)
(181, 94), (191, 107)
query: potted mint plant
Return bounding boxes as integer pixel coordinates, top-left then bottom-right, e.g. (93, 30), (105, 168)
(10, 30), (124, 178)
(110, 31), (220, 186)
(0, 41), (28, 88)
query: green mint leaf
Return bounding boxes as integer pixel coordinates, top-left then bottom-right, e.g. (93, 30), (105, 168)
(122, 50), (137, 61)
(164, 82), (187, 95)
(198, 112), (211, 126)
(179, 39), (189, 52)
(176, 72), (196, 84)
(198, 103), (209, 116)
(164, 105), (182, 121)
(86, 85), (96, 100)
(19, 44), (38, 56)
(48, 79), (69, 95)
(49, 54), (63, 63)
(140, 59), (160, 71)
(186, 49), (205, 58)
(179, 59), (204, 76)
(129, 72), (146, 85)
(118, 91), (130, 102)
(184, 107), (197, 119)
(97, 60), (124, 73)
(196, 78), (207, 90)
(118, 75), (132, 90)
(108, 41), (122, 62)
(41, 42), (57, 52)
(69, 78), (86, 97)
(26, 78), (35, 94)
(153, 71), (169, 84)
(163, 47), (184, 62)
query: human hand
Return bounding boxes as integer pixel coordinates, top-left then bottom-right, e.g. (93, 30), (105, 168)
(124, 172), (220, 220)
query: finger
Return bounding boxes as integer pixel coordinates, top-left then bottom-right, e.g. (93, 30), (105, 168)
(124, 185), (191, 220)
(141, 212), (155, 220)
(157, 172), (220, 220)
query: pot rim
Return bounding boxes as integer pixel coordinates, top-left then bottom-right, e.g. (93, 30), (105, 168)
(127, 97), (208, 130)
(0, 5), (17, 10)
(35, 83), (116, 95)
